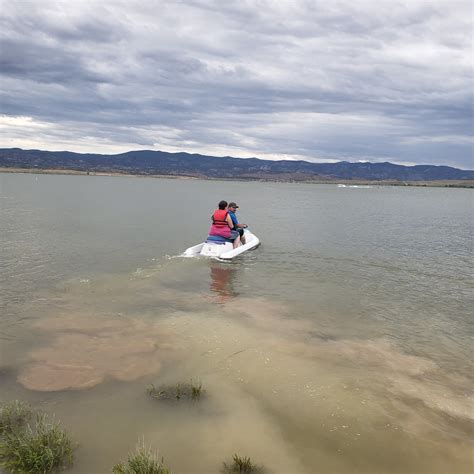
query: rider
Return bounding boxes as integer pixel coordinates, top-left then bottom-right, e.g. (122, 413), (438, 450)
(227, 202), (248, 245)
(209, 200), (241, 248)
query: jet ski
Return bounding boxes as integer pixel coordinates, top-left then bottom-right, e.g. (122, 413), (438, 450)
(183, 229), (260, 260)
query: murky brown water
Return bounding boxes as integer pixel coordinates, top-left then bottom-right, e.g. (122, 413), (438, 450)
(1, 173), (472, 473)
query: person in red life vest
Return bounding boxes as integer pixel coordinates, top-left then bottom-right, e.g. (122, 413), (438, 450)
(208, 200), (241, 248)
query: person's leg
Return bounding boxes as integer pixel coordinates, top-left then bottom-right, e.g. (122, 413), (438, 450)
(231, 230), (241, 248)
(238, 228), (246, 245)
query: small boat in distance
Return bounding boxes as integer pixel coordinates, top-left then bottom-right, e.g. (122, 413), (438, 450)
(183, 229), (260, 260)
(338, 184), (373, 188)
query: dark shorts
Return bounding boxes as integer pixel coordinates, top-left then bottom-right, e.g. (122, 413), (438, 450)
(230, 230), (240, 240)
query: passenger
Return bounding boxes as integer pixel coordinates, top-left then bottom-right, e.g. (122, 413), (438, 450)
(208, 200), (241, 248)
(227, 202), (248, 245)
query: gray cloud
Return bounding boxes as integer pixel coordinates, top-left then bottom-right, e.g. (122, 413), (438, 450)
(0, 0), (472, 168)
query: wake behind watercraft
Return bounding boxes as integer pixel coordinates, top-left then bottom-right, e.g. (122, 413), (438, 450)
(183, 229), (260, 260)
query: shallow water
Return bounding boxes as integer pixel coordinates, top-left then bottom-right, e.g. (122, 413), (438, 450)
(0, 173), (472, 473)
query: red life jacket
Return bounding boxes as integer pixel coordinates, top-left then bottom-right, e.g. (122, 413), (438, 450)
(211, 209), (229, 227)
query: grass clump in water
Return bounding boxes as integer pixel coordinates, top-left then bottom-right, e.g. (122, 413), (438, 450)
(0, 413), (74, 473)
(113, 440), (170, 474)
(223, 454), (263, 473)
(0, 400), (33, 435)
(147, 380), (203, 401)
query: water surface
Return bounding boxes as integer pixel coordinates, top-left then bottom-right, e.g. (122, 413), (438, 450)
(0, 173), (472, 473)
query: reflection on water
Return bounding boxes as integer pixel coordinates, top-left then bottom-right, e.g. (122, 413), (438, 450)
(209, 262), (238, 303)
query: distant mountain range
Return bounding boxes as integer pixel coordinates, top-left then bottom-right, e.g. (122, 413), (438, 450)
(0, 148), (473, 182)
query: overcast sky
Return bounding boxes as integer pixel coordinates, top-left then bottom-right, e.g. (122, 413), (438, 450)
(0, 0), (472, 168)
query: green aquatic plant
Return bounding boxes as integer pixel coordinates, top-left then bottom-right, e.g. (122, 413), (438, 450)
(147, 380), (203, 401)
(112, 440), (170, 474)
(223, 454), (262, 473)
(191, 381), (203, 400)
(0, 400), (33, 435)
(0, 414), (74, 473)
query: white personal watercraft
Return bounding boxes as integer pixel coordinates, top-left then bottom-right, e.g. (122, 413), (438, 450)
(183, 229), (260, 260)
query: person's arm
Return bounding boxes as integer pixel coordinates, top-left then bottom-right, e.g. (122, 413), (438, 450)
(229, 213), (238, 228)
(226, 214), (234, 228)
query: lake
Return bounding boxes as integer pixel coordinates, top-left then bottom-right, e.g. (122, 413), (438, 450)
(0, 172), (472, 473)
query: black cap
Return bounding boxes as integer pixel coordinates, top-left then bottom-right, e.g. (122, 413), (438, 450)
(228, 202), (239, 208)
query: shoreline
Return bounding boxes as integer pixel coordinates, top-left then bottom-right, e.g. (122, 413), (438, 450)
(1, 167), (473, 188)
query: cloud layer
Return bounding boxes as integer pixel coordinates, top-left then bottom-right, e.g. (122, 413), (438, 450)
(1, 0), (472, 167)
